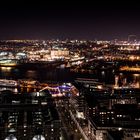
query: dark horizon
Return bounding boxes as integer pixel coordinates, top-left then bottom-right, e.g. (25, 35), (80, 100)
(0, 1), (140, 40)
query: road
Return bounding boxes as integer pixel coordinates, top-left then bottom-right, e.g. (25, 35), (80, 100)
(56, 98), (84, 140)
(57, 97), (96, 140)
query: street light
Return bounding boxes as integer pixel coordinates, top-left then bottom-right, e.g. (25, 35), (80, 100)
(32, 135), (45, 140)
(5, 134), (17, 140)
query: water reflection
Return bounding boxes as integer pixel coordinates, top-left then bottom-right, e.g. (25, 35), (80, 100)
(1, 67), (12, 71)
(114, 73), (140, 88)
(0, 66), (139, 88)
(26, 70), (38, 79)
(133, 74), (140, 88)
(133, 74), (140, 78)
(0, 67), (12, 78)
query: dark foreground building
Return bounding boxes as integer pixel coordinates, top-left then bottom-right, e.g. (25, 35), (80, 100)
(74, 78), (140, 140)
(86, 88), (140, 140)
(0, 90), (61, 140)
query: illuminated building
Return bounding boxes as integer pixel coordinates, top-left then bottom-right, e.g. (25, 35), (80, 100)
(50, 50), (69, 58)
(0, 90), (61, 140)
(85, 87), (140, 140)
(75, 77), (140, 140)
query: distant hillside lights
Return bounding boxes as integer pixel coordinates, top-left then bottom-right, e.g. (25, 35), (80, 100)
(129, 55), (140, 61)
(119, 45), (140, 51)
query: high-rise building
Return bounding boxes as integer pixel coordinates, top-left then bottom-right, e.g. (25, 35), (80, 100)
(0, 90), (61, 140)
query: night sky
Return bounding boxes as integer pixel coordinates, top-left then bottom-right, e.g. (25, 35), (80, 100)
(0, 1), (140, 40)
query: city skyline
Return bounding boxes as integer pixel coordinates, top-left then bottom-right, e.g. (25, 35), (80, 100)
(0, 2), (140, 139)
(0, 1), (140, 40)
